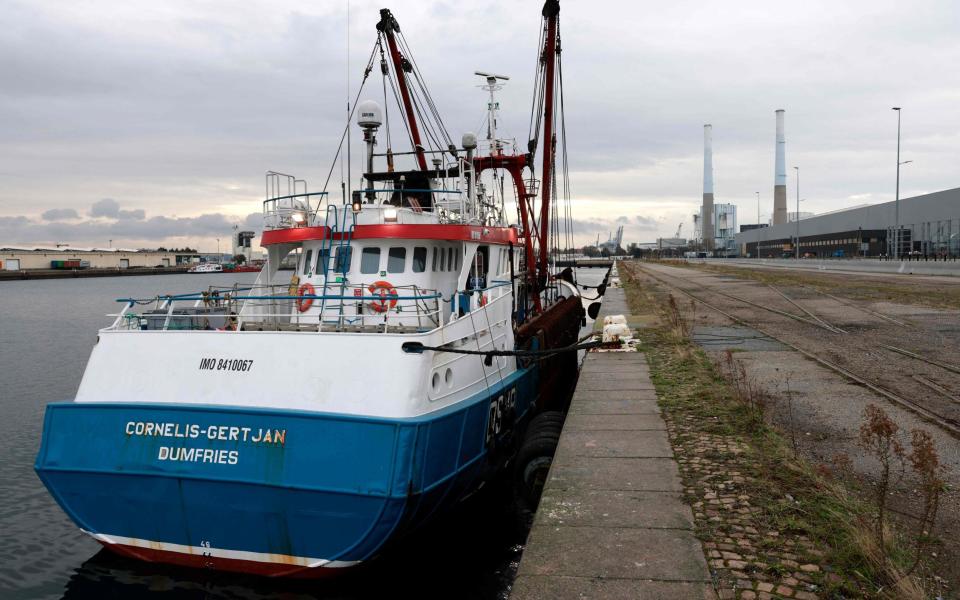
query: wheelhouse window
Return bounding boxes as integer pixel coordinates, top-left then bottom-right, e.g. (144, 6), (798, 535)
(439, 247), (446, 271)
(317, 248), (330, 273)
(335, 246), (352, 274)
(432, 247), (438, 271)
(447, 248), (454, 272)
(413, 247), (427, 273)
(468, 246), (488, 290)
(388, 247), (406, 273)
(360, 247), (381, 274)
(303, 249), (313, 275)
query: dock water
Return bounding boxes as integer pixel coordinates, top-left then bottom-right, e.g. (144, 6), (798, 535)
(511, 285), (713, 599)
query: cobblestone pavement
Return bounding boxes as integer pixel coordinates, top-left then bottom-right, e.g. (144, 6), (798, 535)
(669, 418), (829, 599)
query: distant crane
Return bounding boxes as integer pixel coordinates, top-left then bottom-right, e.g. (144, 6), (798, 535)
(674, 223), (683, 238)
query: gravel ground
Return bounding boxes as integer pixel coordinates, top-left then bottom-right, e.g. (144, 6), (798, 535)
(631, 260), (960, 594)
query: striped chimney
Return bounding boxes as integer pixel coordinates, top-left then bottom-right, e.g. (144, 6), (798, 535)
(773, 109), (788, 225)
(702, 124), (715, 250)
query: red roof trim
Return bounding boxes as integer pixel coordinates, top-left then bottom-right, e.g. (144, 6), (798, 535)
(261, 224), (517, 246)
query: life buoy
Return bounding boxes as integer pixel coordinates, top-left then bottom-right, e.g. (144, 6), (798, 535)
(368, 280), (398, 313)
(297, 283), (315, 312)
(478, 293), (488, 307)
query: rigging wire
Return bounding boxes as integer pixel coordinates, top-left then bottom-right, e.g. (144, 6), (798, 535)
(381, 43), (415, 151)
(321, 41), (380, 196)
(397, 31), (454, 150)
(557, 27), (575, 279)
(346, 0), (352, 201)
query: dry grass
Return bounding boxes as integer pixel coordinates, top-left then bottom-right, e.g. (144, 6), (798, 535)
(618, 260), (946, 599)
(669, 260), (960, 310)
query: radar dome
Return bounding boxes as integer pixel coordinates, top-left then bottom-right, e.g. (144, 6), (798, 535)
(357, 100), (382, 129)
(461, 132), (478, 150)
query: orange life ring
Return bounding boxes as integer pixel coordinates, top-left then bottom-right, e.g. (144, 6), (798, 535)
(297, 283), (315, 312)
(368, 280), (398, 313)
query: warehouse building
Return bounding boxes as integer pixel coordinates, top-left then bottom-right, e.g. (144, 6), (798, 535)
(735, 187), (960, 259)
(0, 247), (188, 271)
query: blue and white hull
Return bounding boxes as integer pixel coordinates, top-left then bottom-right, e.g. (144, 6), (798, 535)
(36, 367), (536, 577)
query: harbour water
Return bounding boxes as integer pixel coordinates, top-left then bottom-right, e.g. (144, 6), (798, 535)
(0, 268), (606, 599)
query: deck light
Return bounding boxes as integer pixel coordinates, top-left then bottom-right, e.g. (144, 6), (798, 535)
(290, 212), (305, 225)
(383, 208), (398, 222)
(352, 190), (363, 214)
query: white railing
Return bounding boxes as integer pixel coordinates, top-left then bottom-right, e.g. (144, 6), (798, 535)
(108, 283), (445, 333)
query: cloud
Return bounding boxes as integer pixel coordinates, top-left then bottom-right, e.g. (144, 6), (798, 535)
(0, 200), (263, 247)
(88, 198), (145, 220)
(634, 215), (660, 230)
(89, 198), (120, 218)
(615, 215), (630, 224)
(41, 208), (79, 221)
(118, 208), (146, 220)
(1, 0), (958, 249)
(0, 216), (30, 229)
(568, 217), (613, 235)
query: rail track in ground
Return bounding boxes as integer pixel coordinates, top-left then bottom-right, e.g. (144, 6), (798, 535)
(630, 262), (960, 438)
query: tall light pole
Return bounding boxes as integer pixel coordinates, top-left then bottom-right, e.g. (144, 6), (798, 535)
(216, 238), (220, 259)
(756, 191), (760, 226)
(794, 166), (800, 259)
(892, 107), (901, 259)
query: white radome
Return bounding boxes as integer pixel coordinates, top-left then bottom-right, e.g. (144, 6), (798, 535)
(357, 100), (383, 129)
(461, 131), (478, 150)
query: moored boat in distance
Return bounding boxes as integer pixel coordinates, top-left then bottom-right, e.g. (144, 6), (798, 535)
(187, 263), (223, 273)
(36, 0), (585, 578)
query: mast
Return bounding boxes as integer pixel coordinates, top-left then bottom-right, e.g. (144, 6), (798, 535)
(377, 9), (428, 171)
(537, 0), (560, 292)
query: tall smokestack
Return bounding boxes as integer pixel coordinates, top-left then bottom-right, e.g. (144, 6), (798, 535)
(773, 109), (787, 225)
(702, 124), (715, 250)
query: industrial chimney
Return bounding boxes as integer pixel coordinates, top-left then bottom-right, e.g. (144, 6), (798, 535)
(702, 124), (715, 250)
(773, 109), (787, 225)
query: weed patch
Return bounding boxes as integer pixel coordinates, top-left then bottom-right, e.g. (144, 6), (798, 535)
(619, 261), (944, 599)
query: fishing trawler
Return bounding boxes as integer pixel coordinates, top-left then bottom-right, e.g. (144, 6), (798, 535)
(36, 0), (585, 577)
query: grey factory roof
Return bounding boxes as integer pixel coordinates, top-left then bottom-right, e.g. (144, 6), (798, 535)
(736, 187), (960, 244)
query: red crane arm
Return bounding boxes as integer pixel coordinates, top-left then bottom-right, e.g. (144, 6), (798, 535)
(377, 9), (428, 171)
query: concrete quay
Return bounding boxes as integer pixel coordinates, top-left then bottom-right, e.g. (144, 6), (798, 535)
(511, 287), (713, 599)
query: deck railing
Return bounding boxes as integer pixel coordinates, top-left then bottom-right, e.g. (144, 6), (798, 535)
(262, 192), (329, 230)
(108, 283), (446, 333)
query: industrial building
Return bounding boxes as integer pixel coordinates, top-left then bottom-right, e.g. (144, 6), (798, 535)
(735, 187), (960, 258)
(698, 202), (738, 255)
(0, 247), (190, 271)
(233, 230), (256, 262)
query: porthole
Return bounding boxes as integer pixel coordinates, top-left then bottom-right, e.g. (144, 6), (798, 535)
(431, 372), (440, 391)
(444, 368), (453, 388)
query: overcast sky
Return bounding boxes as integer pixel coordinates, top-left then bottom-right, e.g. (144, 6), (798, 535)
(2, 0), (958, 251)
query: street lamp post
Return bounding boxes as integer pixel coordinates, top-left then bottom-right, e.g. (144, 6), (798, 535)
(217, 238), (220, 260)
(892, 107), (902, 259)
(794, 166), (800, 259)
(756, 191), (761, 258)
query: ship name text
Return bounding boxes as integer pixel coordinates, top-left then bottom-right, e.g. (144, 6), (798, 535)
(124, 421), (287, 465)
